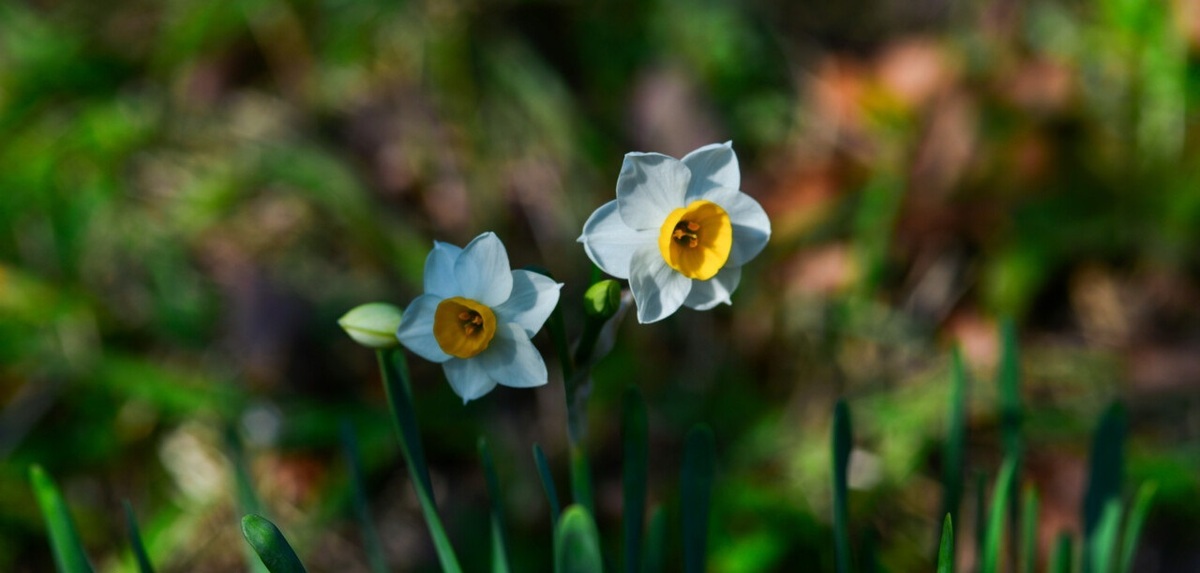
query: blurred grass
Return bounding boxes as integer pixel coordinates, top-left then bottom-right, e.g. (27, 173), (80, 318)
(3, 0), (1200, 570)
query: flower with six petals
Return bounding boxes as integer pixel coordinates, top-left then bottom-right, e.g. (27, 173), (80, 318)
(396, 232), (562, 403)
(578, 142), (771, 323)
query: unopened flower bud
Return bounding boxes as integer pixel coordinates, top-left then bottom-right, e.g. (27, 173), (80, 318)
(338, 302), (403, 348)
(583, 279), (622, 320)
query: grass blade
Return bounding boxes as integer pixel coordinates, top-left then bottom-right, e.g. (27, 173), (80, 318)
(937, 514), (955, 573)
(643, 505), (666, 573)
(1118, 482), (1157, 573)
(241, 514), (307, 573)
(832, 400), (853, 573)
(1022, 486), (1039, 573)
(29, 465), (93, 573)
(981, 458), (1017, 573)
(533, 443), (562, 529)
(339, 421), (388, 573)
(555, 505), (603, 573)
(479, 438), (511, 573)
(377, 348), (462, 572)
(123, 500), (155, 573)
(1050, 532), (1074, 573)
(997, 317), (1023, 570)
(1083, 402), (1127, 540)
(226, 427), (269, 573)
(1089, 499), (1122, 573)
(942, 347), (969, 534)
(622, 386), (649, 573)
(681, 425), (715, 573)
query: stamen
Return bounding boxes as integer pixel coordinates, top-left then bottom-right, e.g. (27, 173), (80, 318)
(686, 221), (700, 232)
(458, 311), (472, 321)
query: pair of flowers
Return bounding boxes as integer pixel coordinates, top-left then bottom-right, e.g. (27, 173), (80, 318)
(356, 142), (770, 402)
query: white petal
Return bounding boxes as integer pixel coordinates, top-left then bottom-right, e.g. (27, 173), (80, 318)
(424, 241), (463, 297)
(493, 270), (562, 337)
(699, 186), (771, 267)
(629, 244), (692, 323)
(480, 323), (548, 388)
(578, 200), (657, 279)
(616, 152), (690, 230)
(396, 294), (452, 363)
(454, 232), (513, 306)
(443, 358), (498, 403)
(683, 266), (742, 310)
(682, 141), (740, 201)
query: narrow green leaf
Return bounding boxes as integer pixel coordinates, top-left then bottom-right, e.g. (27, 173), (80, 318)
(942, 347), (969, 535)
(533, 443), (562, 529)
(643, 505), (667, 573)
(973, 471), (987, 568)
(479, 438), (511, 573)
(937, 514), (954, 573)
(225, 427), (269, 573)
(1022, 486), (1039, 573)
(1089, 499), (1122, 573)
(622, 386), (649, 573)
(555, 505), (603, 573)
(241, 514), (307, 573)
(832, 400), (852, 573)
(1118, 482), (1157, 573)
(377, 348), (462, 573)
(29, 465), (93, 573)
(570, 445), (595, 517)
(982, 458), (1017, 573)
(681, 425), (715, 573)
(1083, 403), (1127, 540)
(339, 421), (388, 573)
(123, 500), (155, 573)
(1050, 532), (1074, 573)
(997, 318), (1023, 570)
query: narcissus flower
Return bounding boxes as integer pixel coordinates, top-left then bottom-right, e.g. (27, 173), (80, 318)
(396, 233), (562, 403)
(578, 142), (770, 323)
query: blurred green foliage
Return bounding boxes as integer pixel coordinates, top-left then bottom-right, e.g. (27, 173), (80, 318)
(3, 0), (1200, 570)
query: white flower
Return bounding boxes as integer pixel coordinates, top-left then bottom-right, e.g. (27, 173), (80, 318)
(395, 232), (562, 403)
(578, 142), (770, 323)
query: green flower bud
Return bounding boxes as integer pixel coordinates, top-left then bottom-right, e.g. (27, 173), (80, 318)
(338, 302), (403, 348)
(583, 279), (622, 319)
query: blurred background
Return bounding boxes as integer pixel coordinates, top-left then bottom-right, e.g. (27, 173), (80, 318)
(2, 0), (1200, 570)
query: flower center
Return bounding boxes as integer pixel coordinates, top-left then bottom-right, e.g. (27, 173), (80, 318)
(657, 199), (733, 280)
(432, 297), (497, 359)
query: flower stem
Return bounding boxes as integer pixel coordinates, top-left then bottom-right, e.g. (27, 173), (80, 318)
(376, 348), (462, 573)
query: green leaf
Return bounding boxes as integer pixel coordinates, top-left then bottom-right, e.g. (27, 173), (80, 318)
(123, 500), (155, 573)
(339, 421), (388, 573)
(937, 514), (954, 573)
(29, 465), (93, 573)
(622, 386), (649, 573)
(479, 438), (511, 573)
(643, 505), (667, 573)
(681, 425), (715, 573)
(1083, 403), (1126, 540)
(240, 514), (307, 573)
(941, 347), (968, 552)
(1022, 487), (1039, 573)
(832, 400), (852, 573)
(997, 317), (1023, 570)
(377, 348), (462, 573)
(226, 426), (269, 573)
(982, 458), (1017, 573)
(555, 505), (603, 573)
(1089, 499), (1122, 573)
(973, 471), (987, 567)
(1118, 482), (1157, 573)
(1050, 533), (1074, 573)
(533, 443), (562, 529)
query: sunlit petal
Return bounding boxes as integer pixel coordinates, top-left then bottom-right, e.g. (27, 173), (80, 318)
(616, 152), (690, 229)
